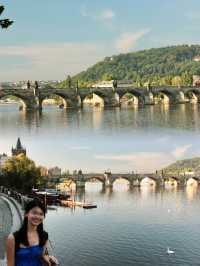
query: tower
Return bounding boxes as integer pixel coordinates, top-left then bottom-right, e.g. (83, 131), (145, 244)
(12, 138), (26, 156)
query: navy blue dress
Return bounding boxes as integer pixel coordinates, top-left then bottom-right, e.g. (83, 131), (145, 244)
(15, 244), (43, 266)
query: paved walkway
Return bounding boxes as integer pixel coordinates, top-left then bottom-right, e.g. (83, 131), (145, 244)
(0, 196), (13, 265)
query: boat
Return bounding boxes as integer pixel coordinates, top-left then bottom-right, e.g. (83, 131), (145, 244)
(61, 199), (97, 209)
(30, 189), (70, 205)
(83, 203), (97, 209)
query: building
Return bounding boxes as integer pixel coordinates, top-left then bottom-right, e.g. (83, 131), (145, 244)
(48, 166), (61, 179)
(193, 56), (200, 62)
(0, 153), (9, 168)
(193, 75), (200, 86)
(11, 138), (26, 156)
(92, 80), (133, 89)
(92, 80), (114, 88)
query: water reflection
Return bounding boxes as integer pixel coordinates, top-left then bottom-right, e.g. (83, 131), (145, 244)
(2, 103), (200, 131)
(186, 185), (198, 202)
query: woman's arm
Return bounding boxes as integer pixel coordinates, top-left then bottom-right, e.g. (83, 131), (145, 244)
(6, 234), (15, 266)
(42, 240), (59, 266)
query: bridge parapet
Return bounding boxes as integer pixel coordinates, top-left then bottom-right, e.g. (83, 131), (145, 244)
(1, 84), (200, 110)
(63, 171), (200, 189)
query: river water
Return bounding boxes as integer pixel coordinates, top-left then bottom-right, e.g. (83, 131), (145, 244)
(45, 185), (200, 266)
(1, 103), (200, 265)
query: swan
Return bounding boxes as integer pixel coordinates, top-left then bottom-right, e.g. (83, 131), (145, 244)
(167, 247), (175, 254)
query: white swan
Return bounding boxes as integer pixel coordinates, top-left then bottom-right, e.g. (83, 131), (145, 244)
(167, 247), (175, 254)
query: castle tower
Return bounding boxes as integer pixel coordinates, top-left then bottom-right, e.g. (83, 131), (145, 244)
(12, 138), (26, 156)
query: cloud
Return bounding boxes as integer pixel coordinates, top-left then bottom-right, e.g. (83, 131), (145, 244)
(171, 144), (192, 158)
(185, 12), (200, 20)
(80, 4), (88, 17)
(81, 6), (115, 22)
(99, 9), (115, 21)
(0, 42), (109, 81)
(94, 152), (173, 172)
(69, 146), (92, 151)
(115, 29), (151, 52)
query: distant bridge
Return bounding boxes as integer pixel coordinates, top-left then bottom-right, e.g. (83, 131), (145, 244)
(0, 83), (200, 110)
(61, 171), (200, 189)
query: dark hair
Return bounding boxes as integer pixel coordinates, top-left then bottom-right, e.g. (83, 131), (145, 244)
(14, 199), (48, 252)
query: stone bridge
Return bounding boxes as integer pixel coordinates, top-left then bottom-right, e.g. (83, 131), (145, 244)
(64, 171), (200, 189)
(1, 83), (200, 110)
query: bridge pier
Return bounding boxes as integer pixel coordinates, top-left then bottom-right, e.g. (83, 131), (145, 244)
(75, 180), (86, 189)
(104, 171), (113, 188)
(176, 91), (188, 104)
(104, 94), (120, 107)
(130, 178), (141, 188)
(75, 170), (86, 189)
(144, 92), (155, 105)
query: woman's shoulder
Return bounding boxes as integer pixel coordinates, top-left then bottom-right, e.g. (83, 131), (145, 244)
(7, 233), (15, 242)
(42, 230), (48, 239)
(12, 230), (20, 240)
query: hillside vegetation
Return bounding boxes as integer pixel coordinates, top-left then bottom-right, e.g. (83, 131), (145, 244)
(162, 157), (200, 174)
(67, 45), (200, 87)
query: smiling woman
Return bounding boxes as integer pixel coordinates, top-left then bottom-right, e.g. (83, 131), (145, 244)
(6, 200), (58, 266)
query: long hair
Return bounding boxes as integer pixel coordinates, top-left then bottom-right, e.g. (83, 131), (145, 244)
(14, 199), (48, 251)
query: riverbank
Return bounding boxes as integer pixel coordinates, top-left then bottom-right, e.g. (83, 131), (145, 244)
(0, 196), (12, 264)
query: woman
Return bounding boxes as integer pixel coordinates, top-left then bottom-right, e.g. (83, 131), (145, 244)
(7, 199), (58, 266)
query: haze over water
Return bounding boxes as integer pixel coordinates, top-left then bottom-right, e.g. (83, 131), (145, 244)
(0, 103), (200, 173)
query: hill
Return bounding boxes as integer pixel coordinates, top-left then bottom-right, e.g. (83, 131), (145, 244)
(70, 45), (200, 86)
(161, 157), (200, 174)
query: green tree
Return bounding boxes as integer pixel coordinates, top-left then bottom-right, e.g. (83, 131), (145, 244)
(0, 5), (13, 29)
(2, 154), (41, 192)
(66, 75), (72, 88)
(171, 76), (182, 86)
(181, 71), (192, 86)
(101, 73), (114, 81)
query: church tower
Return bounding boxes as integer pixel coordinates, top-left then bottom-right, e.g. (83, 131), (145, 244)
(12, 138), (26, 156)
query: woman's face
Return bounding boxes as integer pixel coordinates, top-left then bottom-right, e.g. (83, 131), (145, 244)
(26, 206), (44, 226)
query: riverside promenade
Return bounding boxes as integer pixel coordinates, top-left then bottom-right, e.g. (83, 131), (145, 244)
(0, 196), (12, 265)
(0, 193), (23, 266)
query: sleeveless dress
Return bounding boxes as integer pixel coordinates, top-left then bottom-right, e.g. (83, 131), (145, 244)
(15, 244), (43, 266)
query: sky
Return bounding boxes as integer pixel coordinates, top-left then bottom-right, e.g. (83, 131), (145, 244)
(1, 0), (200, 81)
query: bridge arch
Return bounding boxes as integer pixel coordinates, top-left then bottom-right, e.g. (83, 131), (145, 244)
(0, 93), (29, 110)
(40, 93), (72, 109)
(82, 92), (105, 107)
(120, 92), (139, 107)
(184, 90), (200, 103)
(85, 176), (105, 184)
(186, 177), (199, 186)
(140, 176), (157, 186)
(85, 176), (105, 190)
(164, 176), (178, 187)
(112, 176), (131, 184)
(153, 89), (174, 104)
